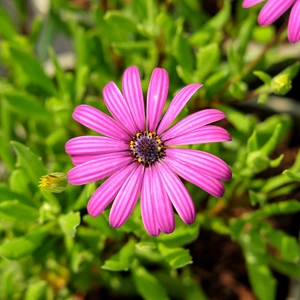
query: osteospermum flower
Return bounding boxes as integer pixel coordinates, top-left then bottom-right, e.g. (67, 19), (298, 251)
(66, 66), (232, 236)
(242, 0), (300, 43)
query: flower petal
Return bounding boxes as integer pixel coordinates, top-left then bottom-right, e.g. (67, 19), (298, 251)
(103, 82), (137, 135)
(140, 167), (160, 236)
(164, 125), (232, 146)
(166, 148), (232, 181)
(258, 0), (296, 26)
(122, 66), (146, 132)
(68, 154), (132, 185)
(66, 136), (129, 156)
(164, 157), (225, 198)
(73, 105), (130, 141)
(162, 109), (226, 141)
(87, 163), (137, 217)
(242, 0), (265, 8)
(152, 165), (175, 234)
(288, 0), (300, 43)
(71, 152), (128, 166)
(109, 164), (144, 228)
(157, 83), (203, 135)
(157, 162), (195, 225)
(146, 68), (169, 132)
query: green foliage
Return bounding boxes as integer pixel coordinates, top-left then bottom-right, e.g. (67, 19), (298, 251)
(0, 1), (299, 300)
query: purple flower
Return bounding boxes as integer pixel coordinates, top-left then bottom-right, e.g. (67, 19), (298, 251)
(242, 0), (300, 43)
(66, 67), (232, 236)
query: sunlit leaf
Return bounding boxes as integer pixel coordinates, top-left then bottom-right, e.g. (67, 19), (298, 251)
(58, 211), (81, 237)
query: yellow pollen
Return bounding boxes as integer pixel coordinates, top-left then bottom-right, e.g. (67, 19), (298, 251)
(156, 139), (161, 143)
(157, 146), (161, 151)
(130, 145), (134, 149)
(138, 158), (142, 163)
(136, 132), (141, 137)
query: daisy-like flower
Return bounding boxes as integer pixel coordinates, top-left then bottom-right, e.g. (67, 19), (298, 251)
(242, 0), (300, 43)
(66, 67), (232, 236)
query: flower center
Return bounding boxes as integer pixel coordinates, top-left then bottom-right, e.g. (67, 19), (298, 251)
(130, 132), (165, 166)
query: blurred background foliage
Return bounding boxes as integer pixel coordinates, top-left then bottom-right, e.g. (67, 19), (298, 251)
(0, 0), (299, 299)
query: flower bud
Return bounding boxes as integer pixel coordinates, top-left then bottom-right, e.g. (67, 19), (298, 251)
(271, 74), (292, 95)
(39, 172), (68, 193)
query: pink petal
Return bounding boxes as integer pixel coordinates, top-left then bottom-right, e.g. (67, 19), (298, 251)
(156, 83), (203, 135)
(164, 125), (232, 146)
(103, 82), (137, 135)
(258, 0), (296, 26)
(288, 0), (300, 43)
(157, 162), (195, 225)
(166, 148), (232, 181)
(68, 154), (132, 185)
(109, 164), (144, 228)
(140, 167), (160, 236)
(164, 157), (225, 198)
(152, 165), (175, 234)
(71, 152), (128, 166)
(122, 66), (146, 132)
(87, 163), (137, 217)
(73, 105), (130, 141)
(66, 136), (128, 156)
(162, 109), (226, 141)
(146, 68), (169, 132)
(242, 0), (265, 8)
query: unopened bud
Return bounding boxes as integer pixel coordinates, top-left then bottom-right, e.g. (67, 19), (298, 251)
(271, 74), (292, 95)
(39, 172), (68, 193)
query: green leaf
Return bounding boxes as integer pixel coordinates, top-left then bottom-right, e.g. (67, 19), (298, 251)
(253, 26), (275, 43)
(257, 93), (269, 104)
(239, 227), (276, 300)
(4, 91), (51, 121)
(0, 223), (53, 260)
(237, 14), (256, 57)
(253, 70), (272, 85)
(203, 2), (230, 31)
(195, 43), (220, 81)
(0, 200), (39, 223)
(24, 281), (48, 300)
(8, 46), (56, 95)
(11, 141), (47, 185)
(261, 123), (282, 155)
(75, 65), (89, 105)
(58, 211), (80, 237)
(268, 256), (300, 278)
(261, 223), (299, 263)
(158, 243), (192, 268)
(228, 81), (247, 100)
(83, 214), (122, 240)
(222, 106), (256, 134)
(132, 266), (168, 300)
(283, 170), (300, 181)
(246, 151), (269, 173)
(247, 130), (259, 152)
(102, 239), (135, 271)
(0, 8), (17, 40)
(246, 259), (276, 300)
(280, 61), (299, 79)
(157, 216), (199, 246)
(0, 130), (14, 172)
(245, 200), (300, 219)
(0, 185), (29, 204)
(104, 11), (138, 42)
(249, 190), (267, 207)
(204, 70), (229, 98)
(269, 154), (284, 168)
(172, 19), (194, 73)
